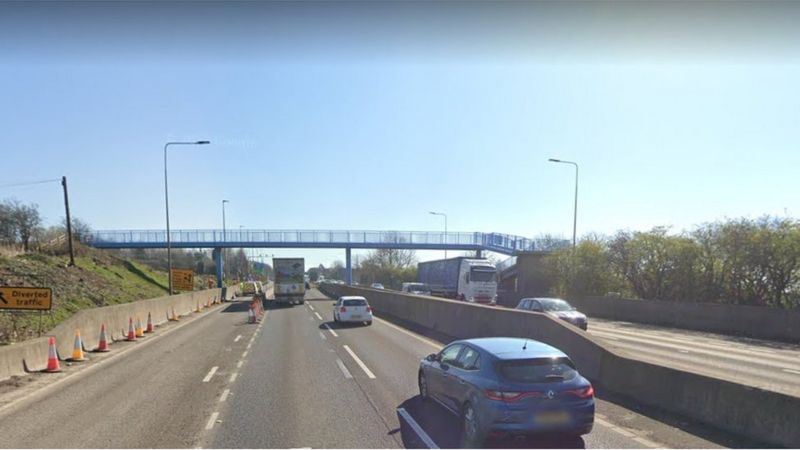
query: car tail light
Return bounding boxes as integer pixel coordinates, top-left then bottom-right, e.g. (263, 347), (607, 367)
(565, 385), (594, 398)
(484, 390), (544, 402)
(340, 307), (347, 313)
(366, 306), (372, 313)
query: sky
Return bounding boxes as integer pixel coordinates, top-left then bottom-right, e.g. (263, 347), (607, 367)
(1, 1), (799, 268)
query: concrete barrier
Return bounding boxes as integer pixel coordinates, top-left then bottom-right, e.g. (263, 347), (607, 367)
(567, 295), (800, 344)
(320, 284), (800, 448)
(0, 288), (222, 382)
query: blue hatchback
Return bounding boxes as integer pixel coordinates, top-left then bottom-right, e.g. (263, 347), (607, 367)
(418, 337), (594, 446)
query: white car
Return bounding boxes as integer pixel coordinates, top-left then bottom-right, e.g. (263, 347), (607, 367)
(370, 283), (385, 289)
(333, 296), (373, 325)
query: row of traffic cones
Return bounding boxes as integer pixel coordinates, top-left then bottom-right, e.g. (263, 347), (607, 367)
(42, 297), (220, 373)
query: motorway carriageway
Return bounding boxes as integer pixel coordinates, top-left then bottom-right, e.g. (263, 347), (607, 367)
(0, 289), (754, 449)
(587, 318), (800, 397)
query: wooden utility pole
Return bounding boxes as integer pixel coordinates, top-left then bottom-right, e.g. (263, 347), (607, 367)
(61, 176), (75, 266)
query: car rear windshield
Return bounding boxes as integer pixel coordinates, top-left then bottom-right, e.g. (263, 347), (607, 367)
(497, 357), (578, 383)
(343, 299), (367, 306)
(539, 299), (572, 312)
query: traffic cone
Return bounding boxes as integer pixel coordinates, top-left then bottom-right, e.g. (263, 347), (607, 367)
(70, 329), (86, 361)
(145, 312), (154, 333)
(44, 336), (61, 372)
(95, 324), (110, 352)
(125, 317), (136, 341)
(135, 317), (144, 338)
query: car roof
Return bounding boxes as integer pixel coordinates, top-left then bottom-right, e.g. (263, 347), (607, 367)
(340, 296), (367, 301)
(455, 337), (567, 360)
(521, 297), (569, 303)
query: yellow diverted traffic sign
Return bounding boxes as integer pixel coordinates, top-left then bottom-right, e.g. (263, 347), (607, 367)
(172, 269), (194, 291)
(0, 287), (53, 311)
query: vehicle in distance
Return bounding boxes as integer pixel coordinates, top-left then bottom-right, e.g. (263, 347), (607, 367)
(333, 296), (373, 325)
(401, 282), (432, 295)
(370, 283), (385, 289)
(418, 337), (594, 446)
(241, 281), (257, 296)
(516, 298), (588, 330)
(417, 257), (497, 304)
(273, 258), (306, 305)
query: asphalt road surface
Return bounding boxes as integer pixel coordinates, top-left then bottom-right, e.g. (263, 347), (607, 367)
(0, 289), (758, 448)
(588, 318), (800, 396)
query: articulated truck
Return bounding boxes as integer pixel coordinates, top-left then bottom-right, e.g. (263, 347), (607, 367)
(273, 258), (306, 305)
(417, 257), (498, 305)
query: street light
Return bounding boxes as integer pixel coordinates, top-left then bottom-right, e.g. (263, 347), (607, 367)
(222, 199), (229, 283)
(548, 158), (579, 248)
(164, 140), (210, 294)
(429, 211), (448, 259)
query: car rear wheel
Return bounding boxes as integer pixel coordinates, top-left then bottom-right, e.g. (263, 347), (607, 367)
(461, 403), (484, 448)
(418, 372), (429, 401)
(365, 321), (372, 326)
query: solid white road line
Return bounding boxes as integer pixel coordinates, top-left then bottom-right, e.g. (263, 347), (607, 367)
(324, 323), (338, 337)
(205, 412), (220, 430)
(397, 407), (439, 449)
(336, 358), (353, 379)
(343, 345), (376, 379)
(373, 316), (442, 350)
(319, 331), (327, 341)
(782, 368), (800, 375)
(314, 312), (323, 321)
(202, 366), (219, 383)
(219, 389), (230, 402)
(233, 334), (242, 342)
(229, 373), (238, 383)
(308, 304), (315, 311)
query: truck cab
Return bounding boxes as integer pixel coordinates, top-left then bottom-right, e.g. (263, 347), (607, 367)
(458, 259), (497, 304)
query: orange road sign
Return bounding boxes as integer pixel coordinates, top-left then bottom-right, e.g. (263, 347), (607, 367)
(0, 287), (53, 311)
(172, 269), (194, 291)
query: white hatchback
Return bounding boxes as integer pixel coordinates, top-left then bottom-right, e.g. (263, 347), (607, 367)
(333, 296), (373, 326)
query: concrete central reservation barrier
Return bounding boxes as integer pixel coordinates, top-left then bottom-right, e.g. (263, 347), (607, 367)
(320, 284), (800, 448)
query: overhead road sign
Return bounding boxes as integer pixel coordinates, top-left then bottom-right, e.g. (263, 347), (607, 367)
(0, 287), (53, 311)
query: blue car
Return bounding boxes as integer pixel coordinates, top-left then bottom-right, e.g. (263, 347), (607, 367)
(418, 337), (594, 447)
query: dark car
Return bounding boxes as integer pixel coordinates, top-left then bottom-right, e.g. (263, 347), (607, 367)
(516, 297), (588, 330)
(418, 337), (594, 447)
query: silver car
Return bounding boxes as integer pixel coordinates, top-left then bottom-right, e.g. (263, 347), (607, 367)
(516, 298), (588, 330)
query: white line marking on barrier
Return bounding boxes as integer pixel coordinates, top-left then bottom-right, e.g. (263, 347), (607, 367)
(202, 366), (218, 383)
(314, 312), (323, 321)
(783, 368), (800, 375)
(324, 323), (338, 337)
(229, 373), (238, 383)
(397, 407), (438, 449)
(233, 334), (242, 342)
(319, 331), (327, 341)
(205, 412), (220, 430)
(633, 436), (660, 448)
(373, 317), (442, 349)
(343, 345), (376, 379)
(237, 360), (244, 369)
(219, 389), (230, 402)
(336, 358), (353, 379)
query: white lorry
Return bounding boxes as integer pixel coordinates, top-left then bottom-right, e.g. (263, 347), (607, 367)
(417, 257), (498, 305)
(273, 258), (306, 305)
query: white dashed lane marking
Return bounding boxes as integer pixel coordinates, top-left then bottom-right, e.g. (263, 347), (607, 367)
(233, 334), (242, 342)
(205, 412), (220, 430)
(335, 358), (353, 379)
(343, 345), (376, 379)
(324, 323), (338, 337)
(202, 366), (218, 383)
(219, 389), (230, 402)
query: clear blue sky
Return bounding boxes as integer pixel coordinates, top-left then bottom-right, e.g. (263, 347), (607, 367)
(1, 1), (799, 267)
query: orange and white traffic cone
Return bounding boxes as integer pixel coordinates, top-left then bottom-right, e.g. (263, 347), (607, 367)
(145, 312), (154, 333)
(135, 317), (144, 338)
(70, 329), (86, 361)
(95, 324), (110, 352)
(44, 336), (61, 372)
(125, 318), (136, 341)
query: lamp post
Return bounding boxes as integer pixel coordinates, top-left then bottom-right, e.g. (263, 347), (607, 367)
(222, 199), (229, 282)
(548, 158), (579, 248)
(164, 140), (210, 294)
(429, 211), (448, 259)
